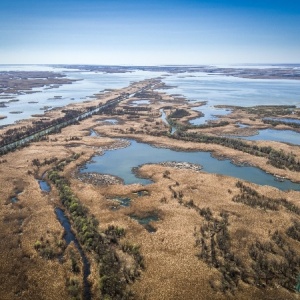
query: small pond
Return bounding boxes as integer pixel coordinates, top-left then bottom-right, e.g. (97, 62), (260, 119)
(130, 213), (159, 232)
(11, 196), (18, 203)
(236, 123), (250, 128)
(101, 118), (118, 124)
(90, 129), (100, 137)
(110, 197), (131, 207)
(131, 99), (150, 106)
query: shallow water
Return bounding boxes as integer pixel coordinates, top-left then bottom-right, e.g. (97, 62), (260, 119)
(0, 66), (163, 126)
(110, 197), (131, 207)
(263, 117), (300, 125)
(131, 99), (150, 106)
(236, 123), (249, 128)
(160, 109), (176, 133)
(190, 104), (231, 125)
(38, 180), (51, 192)
(10, 196), (18, 203)
(243, 129), (300, 145)
(81, 139), (300, 191)
(130, 214), (159, 232)
(101, 118), (119, 124)
(161, 72), (300, 107)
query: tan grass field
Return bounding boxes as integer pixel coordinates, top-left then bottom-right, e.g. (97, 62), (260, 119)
(0, 79), (300, 299)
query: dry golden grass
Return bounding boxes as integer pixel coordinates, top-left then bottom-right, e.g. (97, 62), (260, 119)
(68, 161), (300, 299)
(1, 79), (300, 299)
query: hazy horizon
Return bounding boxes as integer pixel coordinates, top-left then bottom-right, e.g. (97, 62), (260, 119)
(1, 0), (299, 65)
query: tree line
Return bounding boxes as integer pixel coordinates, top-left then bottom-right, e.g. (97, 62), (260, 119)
(47, 154), (143, 299)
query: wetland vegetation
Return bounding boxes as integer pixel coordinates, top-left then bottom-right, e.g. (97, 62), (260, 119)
(1, 66), (300, 300)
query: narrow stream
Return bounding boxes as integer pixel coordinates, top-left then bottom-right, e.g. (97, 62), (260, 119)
(55, 208), (91, 300)
(38, 176), (91, 299)
(160, 109), (176, 134)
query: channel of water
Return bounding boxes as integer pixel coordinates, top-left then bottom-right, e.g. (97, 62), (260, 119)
(37, 177), (91, 299)
(160, 109), (176, 134)
(55, 208), (91, 300)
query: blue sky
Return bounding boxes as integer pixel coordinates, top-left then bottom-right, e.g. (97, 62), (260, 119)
(0, 0), (299, 65)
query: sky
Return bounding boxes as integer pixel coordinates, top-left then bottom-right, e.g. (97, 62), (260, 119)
(0, 0), (299, 65)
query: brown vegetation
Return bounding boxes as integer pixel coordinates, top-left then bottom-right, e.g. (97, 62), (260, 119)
(1, 78), (300, 300)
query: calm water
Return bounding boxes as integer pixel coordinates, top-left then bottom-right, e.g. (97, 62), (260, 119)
(81, 139), (300, 191)
(55, 208), (91, 300)
(161, 72), (300, 143)
(190, 104), (231, 125)
(243, 129), (300, 145)
(263, 117), (300, 125)
(161, 72), (300, 107)
(100, 118), (119, 124)
(2, 66), (300, 191)
(38, 180), (51, 192)
(130, 214), (159, 232)
(131, 99), (150, 106)
(0, 65), (162, 126)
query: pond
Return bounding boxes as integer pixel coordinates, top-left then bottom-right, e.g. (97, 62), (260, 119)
(109, 197), (131, 207)
(101, 118), (119, 124)
(130, 213), (159, 232)
(189, 104), (231, 125)
(81, 139), (300, 191)
(236, 123), (249, 128)
(131, 99), (150, 106)
(10, 196), (18, 203)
